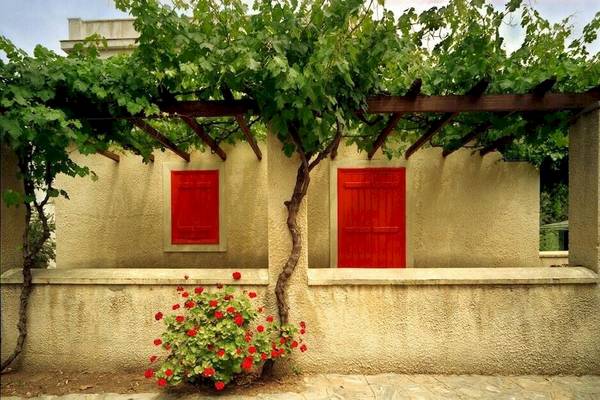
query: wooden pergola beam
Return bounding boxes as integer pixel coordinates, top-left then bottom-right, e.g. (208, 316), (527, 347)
(365, 91), (600, 114)
(133, 119), (190, 162)
(157, 90), (599, 118)
(160, 99), (257, 117)
(443, 77), (560, 157)
(180, 116), (227, 161)
(405, 79), (490, 159)
(221, 87), (262, 161)
(367, 79), (422, 160)
(97, 149), (120, 162)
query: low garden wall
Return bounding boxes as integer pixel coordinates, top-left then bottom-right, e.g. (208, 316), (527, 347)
(1, 267), (599, 374)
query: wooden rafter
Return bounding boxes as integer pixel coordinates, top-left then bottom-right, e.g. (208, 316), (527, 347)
(180, 116), (227, 161)
(404, 79), (490, 159)
(97, 149), (120, 162)
(480, 135), (514, 156)
(444, 77), (558, 157)
(367, 79), (422, 159)
(221, 87), (262, 160)
(133, 119), (190, 162)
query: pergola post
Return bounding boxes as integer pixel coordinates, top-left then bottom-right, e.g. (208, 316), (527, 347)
(568, 102), (600, 272)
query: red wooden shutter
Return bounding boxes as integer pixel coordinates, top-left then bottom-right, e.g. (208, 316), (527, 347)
(337, 168), (406, 268)
(171, 170), (219, 244)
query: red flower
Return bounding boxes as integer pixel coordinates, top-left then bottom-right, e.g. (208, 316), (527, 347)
(144, 368), (154, 378)
(217, 349), (225, 357)
(157, 378), (167, 387)
(165, 343), (171, 350)
(266, 315), (274, 323)
(261, 352), (268, 361)
(300, 329), (306, 335)
(149, 355), (158, 363)
(257, 325), (265, 333)
(291, 341), (299, 349)
(186, 329), (197, 337)
(209, 300), (218, 308)
(232, 271), (242, 280)
(194, 286), (204, 294)
(203, 367), (215, 377)
(226, 306), (236, 314)
(236, 348), (242, 355)
(215, 381), (225, 391)
(184, 274), (189, 280)
(300, 321), (306, 329)
(279, 337), (286, 344)
(271, 349), (280, 358)
(241, 356), (253, 370)
(184, 300), (195, 309)
(214, 311), (224, 319)
(172, 304), (180, 310)
(300, 344), (308, 352)
(182, 291), (189, 298)
(248, 346), (257, 354)
(176, 315), (185, 323)
(244, 335), (252, 343)
(154, 312), (163, 321)
(165, 369), (173, 377)
(248, 291), (257, 298)
(234, 314), (244, 326)
(153, 338), (162, 346)
(224, 294), (233, 301)
(216, 283), (223, 289)
(176, 286), (184, 292)
(257, 307), (264, 313)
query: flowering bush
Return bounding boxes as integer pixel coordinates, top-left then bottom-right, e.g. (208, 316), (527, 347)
(144, 272), (307, 391)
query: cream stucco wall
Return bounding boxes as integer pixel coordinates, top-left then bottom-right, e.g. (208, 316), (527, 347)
(54, 143), (268, 268)
(309, 144), (540, 268)
(0, 145), (24, 273)
(1, 132), (598, 375)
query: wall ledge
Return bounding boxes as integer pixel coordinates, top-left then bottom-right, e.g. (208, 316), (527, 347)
(0, 268), (269, 286)
(539, 251), (569, 258)
(308, 267), (599, 286)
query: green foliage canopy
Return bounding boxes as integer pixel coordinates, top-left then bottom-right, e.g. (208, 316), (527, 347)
(1, 0), (599, 204)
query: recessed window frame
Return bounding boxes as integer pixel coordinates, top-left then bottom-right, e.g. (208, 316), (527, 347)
(163, 161), (227, 252)
(329, 159), (413, 268)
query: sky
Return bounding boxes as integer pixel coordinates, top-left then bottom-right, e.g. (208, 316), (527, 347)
(0, 0), (599, 55)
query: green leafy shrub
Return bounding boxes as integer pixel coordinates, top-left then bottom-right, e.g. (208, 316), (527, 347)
(144, 272), (307, 391)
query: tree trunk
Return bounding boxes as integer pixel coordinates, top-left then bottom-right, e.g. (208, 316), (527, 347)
(274, 163), (310, 325)
(1, 152), (51, 373)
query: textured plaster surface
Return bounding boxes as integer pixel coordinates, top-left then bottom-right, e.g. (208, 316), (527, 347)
(569, 106), (600, 272)
(0, 145), (24, 273)
(308, 143), (540, 268)
(1, 135), (600, 374)
(54, 143), (268, 269)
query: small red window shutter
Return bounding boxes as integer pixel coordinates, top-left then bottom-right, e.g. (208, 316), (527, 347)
(171, 170), (219, 245)
(338, 168), (406, 268)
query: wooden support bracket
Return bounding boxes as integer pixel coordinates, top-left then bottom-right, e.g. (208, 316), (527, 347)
(221, 87), (262, 160)
(133, 119), (190, 162)
(180, 116), (227, 161)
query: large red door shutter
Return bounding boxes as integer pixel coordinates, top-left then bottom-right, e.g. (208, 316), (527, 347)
(337, 168), (406, 268)
(171, 170), (219, 245)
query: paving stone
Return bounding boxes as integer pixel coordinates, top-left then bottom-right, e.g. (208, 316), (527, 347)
(4, 375), (600, 400)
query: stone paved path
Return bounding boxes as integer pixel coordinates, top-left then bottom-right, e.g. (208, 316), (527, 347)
(4, 374), (600, 399)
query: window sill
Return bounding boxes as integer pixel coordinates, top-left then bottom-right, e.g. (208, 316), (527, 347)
(308, 267), (598, 286)
(0, 268), (269, 286)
